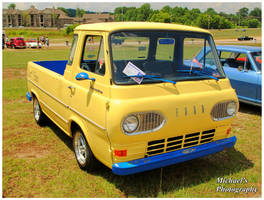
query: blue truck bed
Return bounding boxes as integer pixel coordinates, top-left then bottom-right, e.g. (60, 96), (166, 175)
(34, 60), (68, 76)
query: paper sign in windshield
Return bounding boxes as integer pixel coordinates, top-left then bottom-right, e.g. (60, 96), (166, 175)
(123, 62), (146, 84)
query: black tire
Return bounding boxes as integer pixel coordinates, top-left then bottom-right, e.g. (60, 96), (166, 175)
(73, 129), (97, 171)
(33, 97), (47, 126)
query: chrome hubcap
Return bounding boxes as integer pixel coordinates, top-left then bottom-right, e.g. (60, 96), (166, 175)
(74, 133), (87, 165)
(34, 100), (41, 121)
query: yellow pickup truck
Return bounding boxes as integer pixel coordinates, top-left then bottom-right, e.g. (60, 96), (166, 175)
(26, 22), (238, 175)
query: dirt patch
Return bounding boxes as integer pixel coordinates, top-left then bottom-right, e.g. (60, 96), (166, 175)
(4, 141), (51, 159)
(3, 97), (29, 105)
(3, 68), (27, 80)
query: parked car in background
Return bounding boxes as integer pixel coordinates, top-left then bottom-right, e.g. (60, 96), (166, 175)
(6, 37), (26, 49)
(194, 45), (261, 106)
(217, 46), (261, 106)
(237, 36), (254, 41)
(26, 38), (41, 48)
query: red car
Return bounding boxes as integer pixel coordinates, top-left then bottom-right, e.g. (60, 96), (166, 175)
(6, 37), (26, 49)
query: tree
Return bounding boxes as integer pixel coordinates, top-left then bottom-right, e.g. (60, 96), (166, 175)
(76, 8), (85, 18)
(21, 11), (30, 26)
(248, 19), (260, 28)
(58, 7), (70, 16)
(137, 3), (152, 21)
(65, 23), (80, 35)
(66, 8), (76, 17)
(249, 8), (261, 22)
(149, 12), (171, 23)
(238, 7), (249, 18)
(8, 3), (16, 10)
(205, 8), (217, 16)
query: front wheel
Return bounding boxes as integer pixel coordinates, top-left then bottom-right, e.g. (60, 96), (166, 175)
(73, 129), (97, 171)
(33, 97), (46, 126)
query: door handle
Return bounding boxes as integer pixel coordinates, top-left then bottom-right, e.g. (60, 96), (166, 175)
(68, 86), (75, 89)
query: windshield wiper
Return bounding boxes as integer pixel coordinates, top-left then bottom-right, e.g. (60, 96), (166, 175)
(124, 74), (176, 84)
(175, 69), (219, 81)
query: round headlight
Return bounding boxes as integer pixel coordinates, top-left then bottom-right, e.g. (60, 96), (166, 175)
(122, 115), (139, 134)
(227, 102), (237, 116)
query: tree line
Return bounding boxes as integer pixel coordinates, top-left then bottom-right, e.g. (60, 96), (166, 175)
(7, 3), (261, 29)
(114, 4), (261, 29)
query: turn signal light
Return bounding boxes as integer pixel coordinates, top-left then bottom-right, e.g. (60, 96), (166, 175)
(226, 128), (231, 135)
(114, 150), (127, 157)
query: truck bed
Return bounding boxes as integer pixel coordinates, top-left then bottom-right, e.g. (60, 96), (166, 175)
(34, 60), (68, 76)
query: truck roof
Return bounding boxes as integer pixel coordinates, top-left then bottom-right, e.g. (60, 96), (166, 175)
(75, 22), (210, 34)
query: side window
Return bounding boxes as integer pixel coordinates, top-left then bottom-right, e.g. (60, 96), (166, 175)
(156, 38), (175, 61)
(67, 34), (78, 65)
(81, 35), (105, 75)
(236, 53), (253, 71)
(220, 51), (234, 59)
(221, 51), (253, 71)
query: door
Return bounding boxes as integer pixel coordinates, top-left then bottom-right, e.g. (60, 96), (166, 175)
(222, 51), (258, 101)
(68, 33), (111, 164)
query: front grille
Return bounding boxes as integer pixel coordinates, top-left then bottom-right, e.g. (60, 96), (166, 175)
(137, 112), (164, 132)
(146, 129), (215, 157)
(211, 102), (228, 119)
(211, 101), (237, 121)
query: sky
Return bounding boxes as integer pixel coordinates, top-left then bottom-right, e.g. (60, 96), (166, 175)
(2, 1), (262, 14)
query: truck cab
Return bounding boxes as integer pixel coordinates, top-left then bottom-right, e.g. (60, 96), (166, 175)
(27, 22), (238, 175)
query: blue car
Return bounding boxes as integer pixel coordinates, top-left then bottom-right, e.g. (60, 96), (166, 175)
(192, 45), (261, 106)
(216, 46), (261, 106)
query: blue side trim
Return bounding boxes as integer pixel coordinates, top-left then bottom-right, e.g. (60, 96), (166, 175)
(26, 92), (32, 101)
(34, 60), (68, 75)
(112, 136), (237, 176)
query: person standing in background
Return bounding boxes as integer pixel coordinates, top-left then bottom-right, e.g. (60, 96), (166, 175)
(46, 37), (49, 47)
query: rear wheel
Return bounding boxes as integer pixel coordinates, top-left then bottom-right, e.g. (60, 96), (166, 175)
(33, 97), (46, 126)
(73, 129), (97, 171)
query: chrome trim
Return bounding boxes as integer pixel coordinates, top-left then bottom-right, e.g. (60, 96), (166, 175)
(28, 78), (69, 108)
(239, 98), (261, 107)
(39, 99), (69, 124)
(121, 111), (166, 136)
(28, 78), (106, 130)
(69, 107), (106, 130)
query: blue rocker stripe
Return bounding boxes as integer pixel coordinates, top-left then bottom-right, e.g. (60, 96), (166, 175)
(112, 136), (237, 175)
(26, 92), (32, 101)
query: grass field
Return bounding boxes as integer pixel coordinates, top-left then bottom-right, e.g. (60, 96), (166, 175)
(2, 45), (261, 197)
(210, 28), (261, 40)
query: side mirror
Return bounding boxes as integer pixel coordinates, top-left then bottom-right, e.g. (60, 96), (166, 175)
(75, 72), (95, 81)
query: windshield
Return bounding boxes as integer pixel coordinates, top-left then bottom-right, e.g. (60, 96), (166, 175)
(110, 31), (225, 85)
(251, 52), (262, 71)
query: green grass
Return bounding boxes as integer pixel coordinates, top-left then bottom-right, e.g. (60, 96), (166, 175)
(3, 49), (70, 69)
(2, 46), (261, 197)
(210, 28), (261, 39)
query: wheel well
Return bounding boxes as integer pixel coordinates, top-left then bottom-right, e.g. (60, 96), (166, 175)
(70, 121), (81, 137)
(31, 92), (36, 99)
